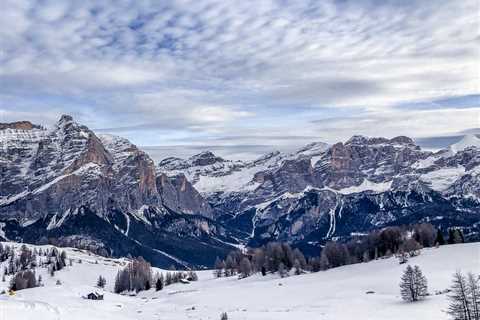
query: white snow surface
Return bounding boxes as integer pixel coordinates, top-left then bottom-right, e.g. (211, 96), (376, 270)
(193, 165), (262, 193)
(157, 142), (329, 195)
(158, 152), (281, 194)
(1, 242), (478, 319)
(337, 179), (393, 194)
(420, 166), (466, 191)
(98, 133), (141, 171)
(412, 154), (441, 170)
(450, 134), (480, 154)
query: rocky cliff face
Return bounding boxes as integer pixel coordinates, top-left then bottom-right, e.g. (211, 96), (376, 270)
(0, 121), (42, 130)
(157, 173), (214, 218)
(312, 135), (427, 189)
(1, 114), (478, 266)
(247, 142), (480, 248)
(158, 133), (480, 249)
(0, 116), (235, 268)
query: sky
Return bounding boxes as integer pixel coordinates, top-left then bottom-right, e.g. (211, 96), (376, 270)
(0, 0), (479, 160)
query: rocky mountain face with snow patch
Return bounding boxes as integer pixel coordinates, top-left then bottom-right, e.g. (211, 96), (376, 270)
(158, 134), (480, 251)
(0, 116), (237, 268)
(1, 115), (479, 266)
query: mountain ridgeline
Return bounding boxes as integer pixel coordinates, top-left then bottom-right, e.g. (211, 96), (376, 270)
(0, 115), (479, 267)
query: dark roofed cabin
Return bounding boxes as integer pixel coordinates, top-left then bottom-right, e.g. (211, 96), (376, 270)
(87, 292), (104, 300)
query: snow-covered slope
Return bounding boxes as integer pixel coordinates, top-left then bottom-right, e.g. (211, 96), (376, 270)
(450, 134), (480, 154)
(157, 151), (280, 194)
(157, 142), (329, 195)
(1, 242), (478, 320)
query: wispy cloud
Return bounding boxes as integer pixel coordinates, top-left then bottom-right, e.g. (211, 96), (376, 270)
(0, 0), (478, 159)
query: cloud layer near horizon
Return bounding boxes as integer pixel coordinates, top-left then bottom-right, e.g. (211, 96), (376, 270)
(0, 0), (478, 159)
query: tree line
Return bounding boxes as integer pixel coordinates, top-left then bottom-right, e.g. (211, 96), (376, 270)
(214, 224), (465, 278)
(2, 244), (68, 291)
(113, 257), (198, 294)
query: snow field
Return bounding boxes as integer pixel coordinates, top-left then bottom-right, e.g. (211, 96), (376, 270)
(0, 242), (478, 319)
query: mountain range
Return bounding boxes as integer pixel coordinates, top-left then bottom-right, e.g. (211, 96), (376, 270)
(1, 115), (479, 267)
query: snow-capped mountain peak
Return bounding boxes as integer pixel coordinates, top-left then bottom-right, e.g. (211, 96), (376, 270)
(450, 134), (480, 154)
(189, 151), (225, 166)
(2, 116), (479, 270)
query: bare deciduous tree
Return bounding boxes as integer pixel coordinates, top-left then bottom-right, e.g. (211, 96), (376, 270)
(400, 265), (428, 302)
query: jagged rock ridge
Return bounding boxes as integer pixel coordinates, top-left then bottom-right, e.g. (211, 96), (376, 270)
(0, 116), (237, 268)
(1, 115), (479, 266)
(158, 133), (480, 250)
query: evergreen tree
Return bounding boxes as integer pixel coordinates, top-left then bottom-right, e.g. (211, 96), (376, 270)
(400, 265), (428, 302)
(165, 272), (173, 286)
(459, 230), (465, 244)
(155, 273), (164, 291)
(19, 245), (33, 270)
(114, 272), (123, 294)
(96, 275), (106, 288)
(253, 248), (266, 272)
(261, 266), (267, 276)
(50, 266), (55, 277)
(449, 229), (464, 244)
(145, 280), (151, 290)
(8, 252), (16, 275)
(435, 229), (445, 246)
(448, 229), (456, 244)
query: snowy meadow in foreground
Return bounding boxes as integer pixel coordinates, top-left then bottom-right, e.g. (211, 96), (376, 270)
(0, 242), (478, 320)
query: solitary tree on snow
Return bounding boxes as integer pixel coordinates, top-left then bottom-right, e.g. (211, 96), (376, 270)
(96, 275), (106, 288)
(400, 265), (428, 302)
